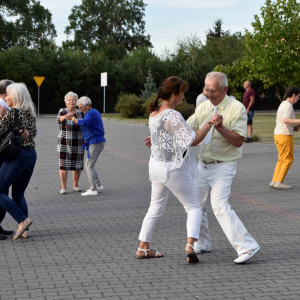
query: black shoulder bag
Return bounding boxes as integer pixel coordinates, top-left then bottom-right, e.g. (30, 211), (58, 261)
(0, 109), (23, 161)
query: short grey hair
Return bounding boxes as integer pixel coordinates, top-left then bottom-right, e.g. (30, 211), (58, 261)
(205, 72), (228, 90)
(64, 91), (78, 103)
(78, 96), (92, 106)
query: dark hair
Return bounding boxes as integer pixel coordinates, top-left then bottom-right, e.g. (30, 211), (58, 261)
(286, 86), (300, 98)
(0, 79), (15, 94)
(227, 85), (231, 96)
(148, 76), (188, 113)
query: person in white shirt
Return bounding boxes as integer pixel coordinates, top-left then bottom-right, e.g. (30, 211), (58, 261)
(196, 87), (208, 107)
(270, 86), (300, 189)
(137, 76), (221, 263)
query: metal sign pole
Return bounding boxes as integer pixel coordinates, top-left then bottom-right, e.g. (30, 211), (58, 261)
(33, 77), (45, 117)
(101, 72), (107, 114)
(103, 86), (105, 114)
(38, 86), (40, 117)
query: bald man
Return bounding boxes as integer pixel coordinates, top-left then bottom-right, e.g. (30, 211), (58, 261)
(242, 81), (256, 143)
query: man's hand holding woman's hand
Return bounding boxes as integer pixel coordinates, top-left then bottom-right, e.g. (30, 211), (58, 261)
(211, 113), (225, 132)
(144, 113), (225, 149)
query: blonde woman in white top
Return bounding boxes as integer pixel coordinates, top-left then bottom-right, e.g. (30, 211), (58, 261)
(270, 86), (300, 189)
(136, 77), (222, 263)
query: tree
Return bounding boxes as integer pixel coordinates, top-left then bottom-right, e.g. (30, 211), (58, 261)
(206, 19), (230, 40)
(0, 0), (57, 51)
(218, 0), (300, 100)
(141, 70), (157, 98)
(64, 0), (152, 52)
(244, 0), (300, 99)
(204, 19), (245, 67)
(164, 35), (213, 103)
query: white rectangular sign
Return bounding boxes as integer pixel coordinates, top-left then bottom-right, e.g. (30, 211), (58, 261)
(101, 72), (107, 87)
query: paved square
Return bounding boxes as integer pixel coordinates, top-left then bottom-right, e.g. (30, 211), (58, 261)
(1, 118), (300, 300)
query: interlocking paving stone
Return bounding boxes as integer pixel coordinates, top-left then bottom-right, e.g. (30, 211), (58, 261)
(0, 118), (300, 299)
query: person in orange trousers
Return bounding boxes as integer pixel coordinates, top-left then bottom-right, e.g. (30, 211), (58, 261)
(271, 86), (300, 189)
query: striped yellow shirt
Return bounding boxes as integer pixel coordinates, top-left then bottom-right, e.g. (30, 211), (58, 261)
(187, 95), (247, 162)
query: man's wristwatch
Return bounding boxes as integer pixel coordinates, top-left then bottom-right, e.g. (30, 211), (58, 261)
(208, 122), (213, 126)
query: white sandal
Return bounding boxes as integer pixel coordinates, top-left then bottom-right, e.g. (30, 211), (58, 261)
(186, 244), (199, 263)
(136, 248), (164, 259)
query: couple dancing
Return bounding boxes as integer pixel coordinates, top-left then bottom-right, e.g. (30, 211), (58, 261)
(136, 72), (260, 264)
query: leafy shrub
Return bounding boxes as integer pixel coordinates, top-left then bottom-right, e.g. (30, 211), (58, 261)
(114, 93), (143, 118)
(175, 100), (196, 120)
(141, 94), (159, 118)
(252, 133), (260, 142)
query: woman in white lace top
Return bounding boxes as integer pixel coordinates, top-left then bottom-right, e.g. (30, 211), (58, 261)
(137, 77), (221, 263)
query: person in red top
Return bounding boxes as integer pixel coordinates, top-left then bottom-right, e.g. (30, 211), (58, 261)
(242, 81), (256, 143)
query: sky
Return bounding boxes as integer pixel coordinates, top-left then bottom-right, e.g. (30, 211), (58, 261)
(38, 0), (266, 55)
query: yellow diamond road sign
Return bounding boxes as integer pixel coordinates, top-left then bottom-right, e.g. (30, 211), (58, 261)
(33, 76), (45, 87)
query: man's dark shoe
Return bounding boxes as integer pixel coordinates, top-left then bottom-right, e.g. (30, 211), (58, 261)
(244, 137), (250, 143)
(0, 234), (7, 240)
(245, 138), (253, 143)
(0, 227), (14, 235)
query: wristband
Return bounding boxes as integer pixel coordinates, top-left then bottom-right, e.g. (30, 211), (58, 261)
(220, 126), (226, 134)
(208, 122), (213, 126)
(72, 117), (75, 122)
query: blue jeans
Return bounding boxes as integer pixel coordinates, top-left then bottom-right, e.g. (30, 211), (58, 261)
(0, 158), (9, 225)
(0, 150), (37, 224)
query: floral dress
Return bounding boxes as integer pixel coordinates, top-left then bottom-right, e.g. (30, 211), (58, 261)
(149, 109), (199, 183)
(57, 108), (84, 170)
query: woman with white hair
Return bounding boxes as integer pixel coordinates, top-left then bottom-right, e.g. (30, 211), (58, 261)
(57, 92), (84, 194)
(65, 97), (106, 196)
(0, 83), (36, 240)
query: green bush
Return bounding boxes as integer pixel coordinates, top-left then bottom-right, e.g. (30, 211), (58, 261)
(141, 94), (159, 118)
(252, 133), (260, 142)
(114, 93), (143, 118)
(175, 100), (196, 120)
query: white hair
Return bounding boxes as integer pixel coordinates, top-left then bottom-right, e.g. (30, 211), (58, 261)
(64, 91), (78, 103)
(7, 83), (36, 116)
(77, 96), (92, 106)
(206, 72), (228, 90)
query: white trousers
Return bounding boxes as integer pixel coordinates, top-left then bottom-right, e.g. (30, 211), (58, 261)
(195, 161), (259, 256)
(139, 166), (202, 243)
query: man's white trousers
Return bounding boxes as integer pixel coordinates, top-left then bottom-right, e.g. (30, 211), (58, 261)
(195, 161), (259, 256)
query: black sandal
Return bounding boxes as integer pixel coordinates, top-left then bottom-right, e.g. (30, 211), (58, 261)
(186, 244), (199, 263)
